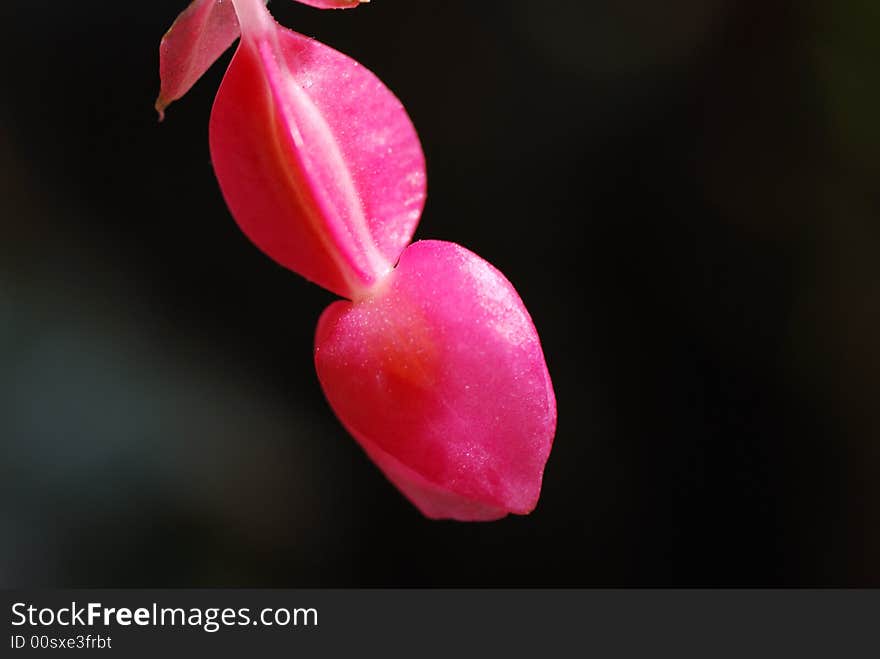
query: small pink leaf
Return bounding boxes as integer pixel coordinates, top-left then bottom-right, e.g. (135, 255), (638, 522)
(314, 240), (557, 521)
(209, 21), (426, 297)
(156, 0), (242, 120)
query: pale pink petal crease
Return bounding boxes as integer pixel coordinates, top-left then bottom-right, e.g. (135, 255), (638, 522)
(209, 21), (426, 297)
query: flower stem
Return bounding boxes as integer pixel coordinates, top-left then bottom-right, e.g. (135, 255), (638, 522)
(231, 0), (274, 40)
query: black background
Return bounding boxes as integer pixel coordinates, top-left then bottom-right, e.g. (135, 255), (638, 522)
(1, 1), (878, 586)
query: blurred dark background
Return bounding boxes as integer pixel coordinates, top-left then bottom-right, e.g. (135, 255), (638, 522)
(1, 0), (878, 586)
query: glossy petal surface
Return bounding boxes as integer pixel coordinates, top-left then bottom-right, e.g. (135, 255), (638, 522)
(156, 0), (241, 119)
(314, 240), (556, 520)
(209, 23), (426, 297)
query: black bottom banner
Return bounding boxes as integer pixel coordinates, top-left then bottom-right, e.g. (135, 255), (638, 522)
(3, 589), (877, 657)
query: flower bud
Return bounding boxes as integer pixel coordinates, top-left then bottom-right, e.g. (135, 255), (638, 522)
(315, 240), (556, 520)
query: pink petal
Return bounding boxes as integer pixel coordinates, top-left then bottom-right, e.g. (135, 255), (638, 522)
(314, 240), (557, 521)
(209, 21), (426, 298)
(293, 0), (365, 8)
(156, 0), (242, 120)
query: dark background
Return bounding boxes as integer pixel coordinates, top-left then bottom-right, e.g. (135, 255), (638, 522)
(1, 0), (878, 586)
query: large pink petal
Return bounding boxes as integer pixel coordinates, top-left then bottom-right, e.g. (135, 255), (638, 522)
(209, 22), (426, 298)
(156, 0), (242, 120)
(314, 240), (557, 520)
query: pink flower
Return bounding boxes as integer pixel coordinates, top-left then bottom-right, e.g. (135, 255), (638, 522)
(316, 240), (556, 520)
(157, 0), (556, 520)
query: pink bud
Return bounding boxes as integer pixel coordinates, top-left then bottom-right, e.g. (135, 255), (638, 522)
(156, 0), (556, 521)
(209, 13), (426, 297)
(315, 240), (556, 521)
